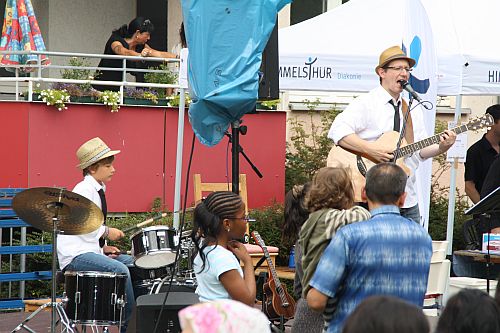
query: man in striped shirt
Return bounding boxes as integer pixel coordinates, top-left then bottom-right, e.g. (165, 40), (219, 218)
(306, 163), (432, 333)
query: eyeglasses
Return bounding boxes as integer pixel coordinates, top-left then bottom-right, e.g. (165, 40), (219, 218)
(226, 215), (252, 222)
(385, 66), (413, 73)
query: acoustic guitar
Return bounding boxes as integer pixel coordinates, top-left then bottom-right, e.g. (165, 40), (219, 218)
(327, 114), (494, 202)
(251, 231), (296, 319)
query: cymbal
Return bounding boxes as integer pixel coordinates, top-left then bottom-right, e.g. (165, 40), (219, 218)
(12, 187), (104, 235)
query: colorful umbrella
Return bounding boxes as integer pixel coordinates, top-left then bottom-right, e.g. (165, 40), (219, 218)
(0, 0), (49, 72)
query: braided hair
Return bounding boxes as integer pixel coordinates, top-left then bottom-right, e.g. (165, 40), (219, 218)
(190, 191), (243, 272)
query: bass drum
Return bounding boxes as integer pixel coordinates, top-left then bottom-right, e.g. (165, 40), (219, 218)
(64, 271), (126, 326)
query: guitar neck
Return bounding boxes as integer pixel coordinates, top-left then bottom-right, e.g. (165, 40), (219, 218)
(251, 232), (289, 305)
(396, 123), (469, 158)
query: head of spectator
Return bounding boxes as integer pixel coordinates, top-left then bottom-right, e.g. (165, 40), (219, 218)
(305, 167), (354, 212)
(436, 288), (500, 333)
(362, 162), (407, 209)
(282, 183), (311, 246)
(179, 299), (271, 333)
(114, 17), (155, 42)
(342, 295), (429, 333)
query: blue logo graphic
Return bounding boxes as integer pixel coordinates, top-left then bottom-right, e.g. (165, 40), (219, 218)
(403, 37), (429, 94)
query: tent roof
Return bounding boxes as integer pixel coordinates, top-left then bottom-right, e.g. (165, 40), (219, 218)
(279, 0), (500, 95)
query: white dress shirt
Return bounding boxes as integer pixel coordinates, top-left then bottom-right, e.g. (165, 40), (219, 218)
(328, 86), (428, 208)
(57, 175), (106, 270)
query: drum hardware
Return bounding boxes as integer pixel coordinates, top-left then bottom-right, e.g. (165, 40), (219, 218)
(11, 187), (102, 333)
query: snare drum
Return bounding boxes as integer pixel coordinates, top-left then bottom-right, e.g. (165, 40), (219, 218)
(64, 271), (126, 326)
(131, 226), (177, 269)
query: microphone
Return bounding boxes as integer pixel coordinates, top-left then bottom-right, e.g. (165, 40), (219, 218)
(398, 80), (423, 103)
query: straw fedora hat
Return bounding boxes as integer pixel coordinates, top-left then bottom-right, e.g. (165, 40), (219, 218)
(76, 137), (120, 170)
(375, 46), (416, 74)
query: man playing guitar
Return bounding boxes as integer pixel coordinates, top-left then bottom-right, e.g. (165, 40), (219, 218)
(328, 45), (456, 223)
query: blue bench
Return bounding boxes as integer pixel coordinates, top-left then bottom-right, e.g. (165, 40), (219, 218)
(0, 188), (53, 309)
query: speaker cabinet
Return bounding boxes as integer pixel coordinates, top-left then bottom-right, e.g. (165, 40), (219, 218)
(258, 19), (279, 100)
(136, 292), (199, 333)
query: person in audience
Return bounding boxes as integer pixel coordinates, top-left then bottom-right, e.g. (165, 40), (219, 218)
(282, 183), (323, 333)
(179, 299), (271, 333)
(342, 295), (429, 333)
(190, 191), (256, 306)
(299, 167), (370, 330)
(93, 17), (176, 91)
(306, 163), (432, 333)
(436, 288), (500, 333)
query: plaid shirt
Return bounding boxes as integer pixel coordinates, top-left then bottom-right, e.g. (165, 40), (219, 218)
(310, 205), (432, 333)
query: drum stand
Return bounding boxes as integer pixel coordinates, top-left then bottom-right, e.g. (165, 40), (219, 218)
(11, 199), (76, 333)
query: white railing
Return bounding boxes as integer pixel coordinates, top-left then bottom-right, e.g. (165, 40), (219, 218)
(0, 49), (187, 229)
(0, 50), (181, 104)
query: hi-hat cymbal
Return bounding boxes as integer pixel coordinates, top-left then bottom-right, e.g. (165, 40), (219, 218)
(12, 187), (104, 235)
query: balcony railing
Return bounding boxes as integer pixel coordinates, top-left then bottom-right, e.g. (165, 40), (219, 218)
(0, 50), (181, 104)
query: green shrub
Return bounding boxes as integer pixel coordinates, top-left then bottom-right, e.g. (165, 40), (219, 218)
(285, 99), (340, 192)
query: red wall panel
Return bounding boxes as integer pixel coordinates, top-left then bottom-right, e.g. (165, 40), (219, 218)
(0, 102), (285, 212)
(0, 102), (29, 188)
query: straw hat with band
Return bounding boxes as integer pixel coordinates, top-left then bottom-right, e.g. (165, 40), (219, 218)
(375, 46), (416, 74)
(76, 137), (121, 170)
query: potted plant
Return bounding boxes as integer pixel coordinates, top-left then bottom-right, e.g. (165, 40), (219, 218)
(143, 63), (178, 99)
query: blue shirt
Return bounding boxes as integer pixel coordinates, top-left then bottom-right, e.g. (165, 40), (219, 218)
(310, 205), (432, 333)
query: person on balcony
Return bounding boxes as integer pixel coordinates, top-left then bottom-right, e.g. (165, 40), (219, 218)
(93, 17), (176, 92)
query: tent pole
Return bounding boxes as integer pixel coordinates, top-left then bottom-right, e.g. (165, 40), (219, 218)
(173, 88), (186, 230)
(446, 94), (462, 255)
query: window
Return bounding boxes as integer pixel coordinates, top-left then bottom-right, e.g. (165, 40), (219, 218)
(290, 0), (349, 25)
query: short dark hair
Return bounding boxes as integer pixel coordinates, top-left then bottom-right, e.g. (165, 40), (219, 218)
(486, 104), (500, 122)
(342, 295), (429, 333)
(436, 288), (500, 333)
(82, 155), (115, 177)
(365, 163), (407, 205)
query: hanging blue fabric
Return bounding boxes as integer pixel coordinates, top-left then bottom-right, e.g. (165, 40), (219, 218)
(181, 0), (291, 147)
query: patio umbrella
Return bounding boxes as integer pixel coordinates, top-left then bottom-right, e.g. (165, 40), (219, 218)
(0, 0), (49, 72)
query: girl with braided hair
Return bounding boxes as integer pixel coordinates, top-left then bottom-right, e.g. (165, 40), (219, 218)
(190, 191), (256, 306)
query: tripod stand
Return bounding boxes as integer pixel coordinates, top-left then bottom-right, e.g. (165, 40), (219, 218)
(11, 197), (75, 333)
(11, 187), (105, 333)
(465, 186), (500, 293)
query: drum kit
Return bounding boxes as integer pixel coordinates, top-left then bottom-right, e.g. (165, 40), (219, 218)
(10, 187), (197, 333)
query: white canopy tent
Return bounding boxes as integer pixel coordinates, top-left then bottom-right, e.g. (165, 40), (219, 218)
(280, 0), (500, 96)
(279, 0), (500, 252)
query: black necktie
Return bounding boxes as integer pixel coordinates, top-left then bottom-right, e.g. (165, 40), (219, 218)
(389, 100), (401, 132)
(98, 189), (107, 248)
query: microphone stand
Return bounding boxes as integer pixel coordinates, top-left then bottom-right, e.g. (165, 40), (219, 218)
(225, 124), (264, 184)
(226, 121), (263, 244)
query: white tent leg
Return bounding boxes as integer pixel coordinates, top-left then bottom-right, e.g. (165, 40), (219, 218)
(173, 88), (186, 230)
(446, 95), (462, 255)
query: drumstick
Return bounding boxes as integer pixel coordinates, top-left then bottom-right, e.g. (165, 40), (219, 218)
(123, 213), (168, 232)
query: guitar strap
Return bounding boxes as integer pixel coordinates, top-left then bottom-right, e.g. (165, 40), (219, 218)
(401, 100), (414, 144)
(356, 99), (414, 177)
